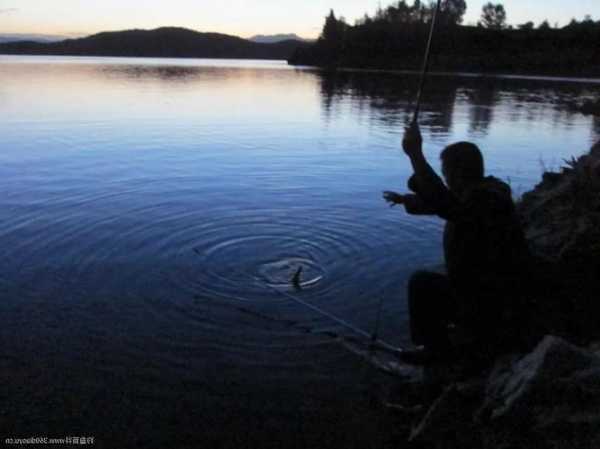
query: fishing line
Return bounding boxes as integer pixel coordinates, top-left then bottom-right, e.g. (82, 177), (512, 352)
(254, 273), (402, 355)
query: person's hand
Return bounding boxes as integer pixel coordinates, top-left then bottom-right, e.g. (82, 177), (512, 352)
(402, 121), (423, 159)
(382, 191), (405, 207)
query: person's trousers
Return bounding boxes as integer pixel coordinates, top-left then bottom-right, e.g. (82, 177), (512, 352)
(408, 270), (456, 352)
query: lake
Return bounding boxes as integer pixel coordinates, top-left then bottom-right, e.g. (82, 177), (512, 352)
(1, 55), (599, 447)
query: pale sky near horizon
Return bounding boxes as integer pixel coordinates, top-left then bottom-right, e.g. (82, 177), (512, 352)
(0, 1), (599, 39)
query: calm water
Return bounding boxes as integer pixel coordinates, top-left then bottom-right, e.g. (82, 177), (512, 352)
(1, 55), (599, 445)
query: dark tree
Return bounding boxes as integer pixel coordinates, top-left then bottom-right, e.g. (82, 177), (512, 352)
(321, 10), (342, 44)
(409, 0), (432, 23)
(538, 20), (551, 30)
(355, 13), (372, 26)
(439, 0), (467, 26)
(318, 9), (348, 61)
(583, 14), (594, 24)
(384, 1), (413, 24)
(518, 21), (535, 30)
(480, 2), (507, 29)
(289, 2), (600, 77)
(370, 1), (432, 25)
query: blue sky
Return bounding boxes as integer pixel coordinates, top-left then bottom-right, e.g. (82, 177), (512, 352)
(0, 1), (598, 38)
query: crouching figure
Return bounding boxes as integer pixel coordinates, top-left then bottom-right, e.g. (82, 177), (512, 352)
(384, 122), (532, 368)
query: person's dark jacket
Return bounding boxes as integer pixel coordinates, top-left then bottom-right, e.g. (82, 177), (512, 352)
(403, 164), (531, 341)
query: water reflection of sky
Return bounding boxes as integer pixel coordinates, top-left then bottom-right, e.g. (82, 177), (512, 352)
(1, 55), (598, 315)
(317, 69), (599, 194)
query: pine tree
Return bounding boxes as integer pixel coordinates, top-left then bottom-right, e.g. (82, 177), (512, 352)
(480, 3), (507, 29)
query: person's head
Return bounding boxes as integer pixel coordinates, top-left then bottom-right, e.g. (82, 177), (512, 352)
(440, 142), (484, 193)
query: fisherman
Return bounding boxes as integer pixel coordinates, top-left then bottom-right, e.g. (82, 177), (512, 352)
(383, 122), (531, 367)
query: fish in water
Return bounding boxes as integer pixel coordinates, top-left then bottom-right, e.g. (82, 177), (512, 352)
(292, 266), (303, 290)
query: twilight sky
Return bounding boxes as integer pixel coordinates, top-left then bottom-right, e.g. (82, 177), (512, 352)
(0, 0), (598, 39)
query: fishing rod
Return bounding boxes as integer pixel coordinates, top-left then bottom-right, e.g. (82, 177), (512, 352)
(412, 0), (443, 124)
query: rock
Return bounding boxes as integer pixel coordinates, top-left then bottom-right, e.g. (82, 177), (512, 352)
(409, 380), (484, 448)
(474, 336), (600, 448)
(518, 143), (600, 265)
(518, 143), (600, 340)
(399, 337), (600, 449)
(480, 336), (600, 422)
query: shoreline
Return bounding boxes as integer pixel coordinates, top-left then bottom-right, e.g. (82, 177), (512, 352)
(288, 63), (600, 85)
(4, 53), (600, 85)
(0, 53), (289, 62)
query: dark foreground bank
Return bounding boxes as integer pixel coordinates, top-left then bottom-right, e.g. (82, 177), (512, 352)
(1, 333), (405, 449)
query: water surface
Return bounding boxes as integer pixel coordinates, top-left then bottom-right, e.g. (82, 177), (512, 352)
(1, 55), (598, 446)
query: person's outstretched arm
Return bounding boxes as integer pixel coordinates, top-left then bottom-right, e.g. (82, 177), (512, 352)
(382, 191), (437, 215)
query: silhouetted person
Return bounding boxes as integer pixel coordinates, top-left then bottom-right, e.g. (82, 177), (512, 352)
(383, 122), (531, 367)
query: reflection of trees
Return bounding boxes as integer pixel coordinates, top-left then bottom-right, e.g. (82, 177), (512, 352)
(418, 81), (459, 136)
(317, 70), (458, 133)
(592, 115), (600, 143)
(319, 70), (413, 126)
(319, 70), (338, 122)
(317, 70), (600, 144)
(494, 79), (596, 134)
(467, 80), (499, 136)
(101, 65), (202, 81)
(97, 65), (246, 84)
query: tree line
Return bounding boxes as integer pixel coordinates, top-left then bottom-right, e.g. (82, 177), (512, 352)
(289, 1), (600, 77)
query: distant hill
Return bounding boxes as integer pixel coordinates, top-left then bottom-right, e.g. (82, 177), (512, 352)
(0, 27), (310, 60)
(0, 33), (68, 44)
(249, 34), (307, 44)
